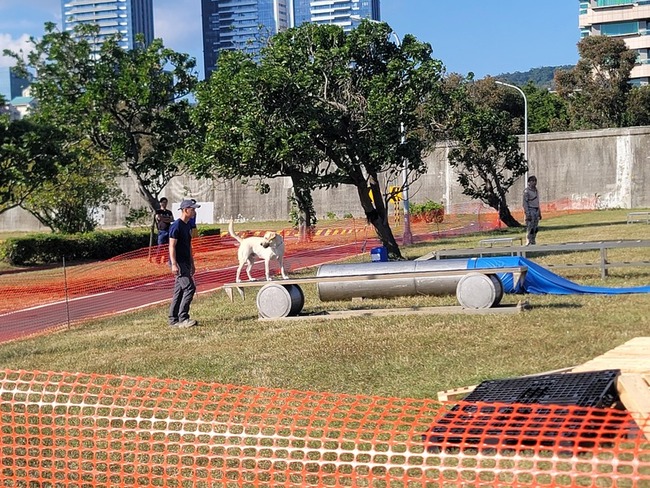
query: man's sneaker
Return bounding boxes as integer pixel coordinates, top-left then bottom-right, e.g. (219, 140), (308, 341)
(177, 319), (198, 328)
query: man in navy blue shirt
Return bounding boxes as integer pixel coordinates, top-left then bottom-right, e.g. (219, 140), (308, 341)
(168, 199), (201, 328)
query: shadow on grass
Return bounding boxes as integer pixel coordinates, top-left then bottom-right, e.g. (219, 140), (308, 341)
(542, 221), (629, 231)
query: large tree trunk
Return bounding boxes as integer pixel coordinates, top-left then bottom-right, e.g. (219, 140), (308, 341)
(355, 174), (403, 260)
(485, 193), (522, 228)
(290, 175), (316, 243)
(498, 204), (522, 228)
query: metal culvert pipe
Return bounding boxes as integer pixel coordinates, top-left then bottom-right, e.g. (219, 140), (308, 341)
(316, 259), (475, 302)
(256, 283), (305, 318)
(455, 272), (504, 309)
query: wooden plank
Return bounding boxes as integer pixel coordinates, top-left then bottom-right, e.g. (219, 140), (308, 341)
(259, 303), (526, 322)
(572, 337), (650, 375)
(224, 266), (528, 289)
(616, 374), (650, 440)
(223, 266), (528, 301)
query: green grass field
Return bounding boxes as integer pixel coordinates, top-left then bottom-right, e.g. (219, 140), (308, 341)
(0, 209), (648, 400)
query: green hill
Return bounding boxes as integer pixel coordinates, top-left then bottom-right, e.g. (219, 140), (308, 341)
(495, 65), (574, 89)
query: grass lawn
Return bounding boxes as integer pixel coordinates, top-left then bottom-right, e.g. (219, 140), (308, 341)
(0, 209), (648, 400)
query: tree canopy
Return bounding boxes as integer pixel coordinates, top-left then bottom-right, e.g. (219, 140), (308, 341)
(0, 116), (68, 215)
(555, 36), (636, 129)
(445, 77), (527, 227)
(6, 23), (199, 211)
(190, 21), (447, 257)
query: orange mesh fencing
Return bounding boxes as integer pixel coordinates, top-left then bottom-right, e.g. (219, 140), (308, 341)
(0, 369), (648, 487)
(0, 214), (493, 316)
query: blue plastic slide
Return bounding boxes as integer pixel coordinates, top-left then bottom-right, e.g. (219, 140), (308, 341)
(468, 256), (650, 295)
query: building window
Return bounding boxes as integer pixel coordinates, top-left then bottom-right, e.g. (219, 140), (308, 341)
(596, 0), (634, 6)
(600, 21), (639, 36)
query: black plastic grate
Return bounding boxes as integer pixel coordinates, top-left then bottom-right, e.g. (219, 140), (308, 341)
(425, 369), (628, 452)
(463, 369), (620, 408)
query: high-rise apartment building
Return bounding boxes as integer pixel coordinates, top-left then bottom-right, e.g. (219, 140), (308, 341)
(293, 0), (380, 31)
(579, 0), (650, 85)
(62, 0), (154, 51)
(201, 0), (380, 78)
(0, 67), (30, 104)
(202, 0), (291, 78)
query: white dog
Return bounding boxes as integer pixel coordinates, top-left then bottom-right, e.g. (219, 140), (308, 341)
(228, 220), (288, 283)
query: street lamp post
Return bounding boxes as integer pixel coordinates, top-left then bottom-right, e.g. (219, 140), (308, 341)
(495, 80), (528, 182)
(350, 16), (413, 245)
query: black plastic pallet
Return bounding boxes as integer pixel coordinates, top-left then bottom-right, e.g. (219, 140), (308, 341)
(463, 369), (620, 408)
(425, 369), (631, 452)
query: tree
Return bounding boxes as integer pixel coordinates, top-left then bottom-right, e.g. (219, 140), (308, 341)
(190, 22), (447, 258)
(0, 116), (67, 214)
(20, 142), (123, 233)
(446, 77), (527, 227)
(625, 85), (650, 127)
(523, 82), (569, 133)
(555, 36), (636, 129)
(6, 23), (199, 214)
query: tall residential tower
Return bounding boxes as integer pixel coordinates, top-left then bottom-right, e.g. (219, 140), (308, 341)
(579, 0), (650, 85)
(201, 0), (380, 78)
(292, 0), (380, 31)
(62, 0), (154, 50)
(202, 0), (291, 78)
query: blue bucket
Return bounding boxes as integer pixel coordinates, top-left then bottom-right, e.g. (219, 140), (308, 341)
(370, 246), (388, 262)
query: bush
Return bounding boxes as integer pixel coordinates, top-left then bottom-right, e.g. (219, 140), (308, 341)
(1, 229), (151, 266)
(410, 201), (444, 224)
(196, 226), (221, 237)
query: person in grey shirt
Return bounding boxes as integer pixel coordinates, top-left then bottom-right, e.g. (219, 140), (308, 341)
(523, 175), (542, 245)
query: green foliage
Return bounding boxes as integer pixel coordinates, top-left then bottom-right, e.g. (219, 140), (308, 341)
(195, 226), (221, 237)
(446, 77), (527, 227)
(19, 143), (124, 233)
(325, 212), (337, 220)
(523, 83), (569, 133)
(343, 212), (353, 219)
(554, 36), (636, 129)
(7, 23), (199, 213)
(125, 207), (154, 228)
(1, 229), (151, 265)
(0, 117), (69, 214)
(625, 85), (650, 126)
(190, 21), (448, 258)
(496, 65), (574, 90)
(410, 200), (444, 223)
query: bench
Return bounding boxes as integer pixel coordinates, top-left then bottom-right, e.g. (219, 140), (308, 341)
(627, 212), (650, 224)
(478, 237), (523, 248)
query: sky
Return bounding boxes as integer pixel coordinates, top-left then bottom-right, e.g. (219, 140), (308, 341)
(0, 0), (580, 80)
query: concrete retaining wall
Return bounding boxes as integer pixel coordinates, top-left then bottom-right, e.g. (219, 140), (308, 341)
(2, 126), (648, 231)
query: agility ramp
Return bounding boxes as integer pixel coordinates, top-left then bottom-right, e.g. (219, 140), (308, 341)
(469, 256), (650, 295)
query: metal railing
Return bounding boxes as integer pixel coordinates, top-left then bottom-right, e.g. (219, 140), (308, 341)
(420, 240), (650, 279)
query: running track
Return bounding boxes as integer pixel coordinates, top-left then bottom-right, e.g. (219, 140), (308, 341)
(0, 222), (486, 344)
(0, 241), (372, 344)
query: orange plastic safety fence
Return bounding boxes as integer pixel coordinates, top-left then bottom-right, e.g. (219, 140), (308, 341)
(0, 215), (491, 317)
(0, 370), (648, 487)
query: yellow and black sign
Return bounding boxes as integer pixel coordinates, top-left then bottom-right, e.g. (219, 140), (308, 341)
(387, 186), (402, 203)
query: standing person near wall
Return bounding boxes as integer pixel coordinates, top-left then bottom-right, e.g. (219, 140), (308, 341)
(523, 175), (542, 245)
(168, 199), (201, 328)
(155, 197), (174, 263)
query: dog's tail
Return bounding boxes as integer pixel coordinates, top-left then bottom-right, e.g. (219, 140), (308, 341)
(228, 219), (243, 243)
